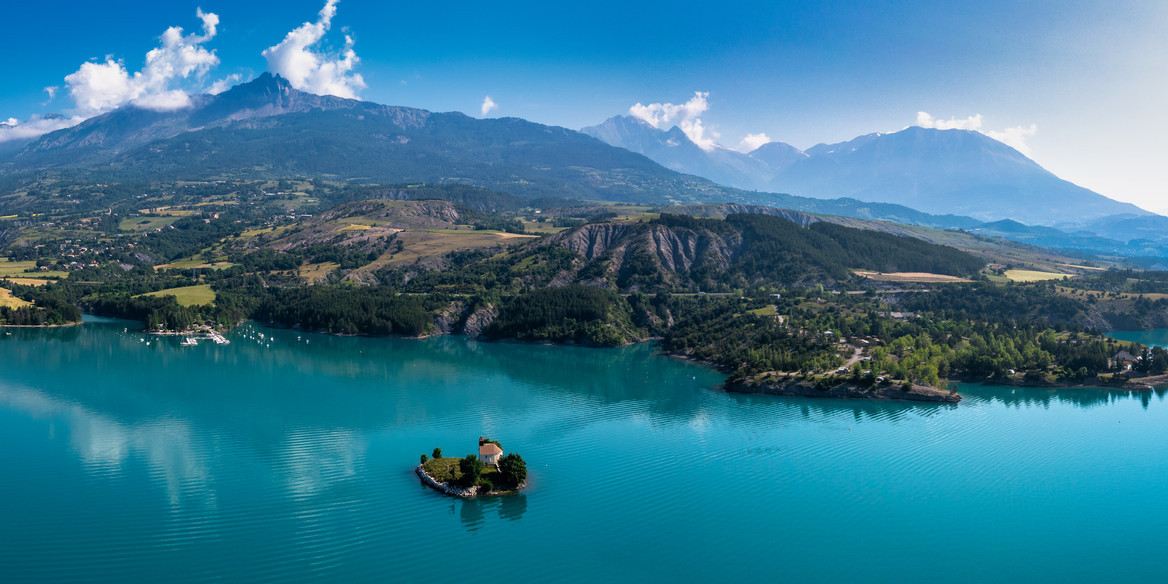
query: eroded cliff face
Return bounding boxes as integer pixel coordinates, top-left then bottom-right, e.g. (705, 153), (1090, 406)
(667, 204), (821, 226)
(546, 222), (741, 289)
(1074, 305), (1168, 332)
(316, 199), (461, 228)
(427, 302), (499, 337)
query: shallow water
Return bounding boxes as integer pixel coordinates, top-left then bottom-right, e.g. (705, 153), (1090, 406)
(2, 320), (1166, 582)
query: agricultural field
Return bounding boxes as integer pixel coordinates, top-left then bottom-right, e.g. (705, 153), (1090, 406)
(119, 215), (185, 232)
(521, 221), (568, 235)
(140, 284), (216, 307)
(0, 287), (32, 308)
(0, 259), (69, 280)
(853, 270), (972, 283)
(1005, 269), (1070, 282)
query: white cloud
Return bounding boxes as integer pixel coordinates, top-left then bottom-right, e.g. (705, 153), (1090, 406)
(985, 124), (1038, 156)
(132, 89), (195, 112)
(916, 111), (1037, 155)
(630, 91), (720, 151)
(481, 96), (498, 117)
(737, 132), (772, 152)
(262, 0), (366, 99)
(64, 9), (221, 117)
(42, 86), (58, 105)
(0, 114), (85, 143)
(916, 112), (983, 131)
(207, 73), (244, 95)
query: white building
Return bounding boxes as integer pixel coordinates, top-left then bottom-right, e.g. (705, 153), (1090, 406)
(479, 438), (503, 466)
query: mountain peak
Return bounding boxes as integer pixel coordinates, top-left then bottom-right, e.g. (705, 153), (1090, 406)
(215, 72), (296, 100)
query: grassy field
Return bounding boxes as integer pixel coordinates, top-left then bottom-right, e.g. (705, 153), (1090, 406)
(747, 305), (778, 316)
(154, 259), (236, 271)
(300, 261), (340, 283)
(2, 278), (57, 287)
(521, 220), (567, 235)
(421, 457), (506, 486)
(119, 215), (185, 232)
(0, 287), (32, 308)
(0, 259), (69, 280)
(140, 284), (216, 306)
(237, 225), (298, 239)
(853, 270), (972, 283)
(1005, 269), (1070, 282)
(368, 231), (531, 269)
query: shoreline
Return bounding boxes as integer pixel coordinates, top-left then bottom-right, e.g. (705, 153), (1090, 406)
(963, 373), (1168, 391)
(726, 378), (961, 403)
(80, 317), (1168, 397)
(0, 321), (83, 328)
(414, 464), (525, 498)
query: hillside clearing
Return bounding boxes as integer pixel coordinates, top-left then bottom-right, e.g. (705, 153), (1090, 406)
(0, 287), (32, 308)
(1005, 269), (1069, 282)
(0, 259), (69, 280)
(853, 271), (972, 283)
(139, 284), (216, 306)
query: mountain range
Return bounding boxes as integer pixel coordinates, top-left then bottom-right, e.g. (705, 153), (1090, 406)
(581, 115), (1150, 226)
(1, 74), (736, 205)
(3, 74), (1167, 259)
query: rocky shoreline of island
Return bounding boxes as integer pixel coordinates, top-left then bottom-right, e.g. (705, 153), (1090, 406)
(415, 464), (526, 498)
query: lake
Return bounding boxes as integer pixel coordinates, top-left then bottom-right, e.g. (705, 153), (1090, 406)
(2, 319), (1167, 583)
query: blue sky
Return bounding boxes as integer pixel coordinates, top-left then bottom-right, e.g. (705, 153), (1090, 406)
(3, 0), (1166, 213)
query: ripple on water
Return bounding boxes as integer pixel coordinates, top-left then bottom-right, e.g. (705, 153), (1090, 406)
(3, 327), (1168, 583)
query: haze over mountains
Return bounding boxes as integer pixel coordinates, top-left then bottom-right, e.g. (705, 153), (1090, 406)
(582, 115), (1149, 226)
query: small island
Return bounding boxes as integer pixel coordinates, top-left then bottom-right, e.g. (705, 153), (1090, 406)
(416, 437), (528, 497)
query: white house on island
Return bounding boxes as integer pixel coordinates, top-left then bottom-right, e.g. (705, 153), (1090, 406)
(478, 437), (503, 466)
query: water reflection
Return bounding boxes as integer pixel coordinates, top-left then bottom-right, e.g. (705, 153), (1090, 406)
(457, 494), (528, 531)
(3, 318), (1164, 522)
(959, 383), (1165, 410)
(0, 384), (212, 508)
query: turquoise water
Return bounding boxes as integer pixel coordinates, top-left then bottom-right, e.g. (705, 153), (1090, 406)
(1109, 328), (1168, 349)
(2, 319), (1167, 583)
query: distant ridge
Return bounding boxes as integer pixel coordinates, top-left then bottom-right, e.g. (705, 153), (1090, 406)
(2, 75), (734, 205)
(583, 116), (1151, 226)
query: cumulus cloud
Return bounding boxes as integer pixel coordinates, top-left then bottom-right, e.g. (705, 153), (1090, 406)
(915, 112), (983, 131)
(0, 114), (85, 143)
(916, 111), (1037, 155)
(207, 73), (244, 95)
(262, 0), (366, 99)
(630, 91), (720, 151)
(481, 96), (498, 117)
(63, 9), (220, 116)
(737, 132), (772, 152)
(985, 124), (1038, 156)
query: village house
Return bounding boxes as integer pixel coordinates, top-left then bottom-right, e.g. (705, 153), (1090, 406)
(478, 437), (503, 467)
(1113, 350), (1138, 371)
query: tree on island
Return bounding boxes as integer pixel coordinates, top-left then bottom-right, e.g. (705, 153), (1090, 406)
(420, 454), (428, 464)
(460, 454), (484, 487)
(498, 453), (527, 487)
(432, 447), (442, 459)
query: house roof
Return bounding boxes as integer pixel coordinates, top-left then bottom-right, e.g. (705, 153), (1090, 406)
(1115, 350), (1137, 361)
(479, 443), (503, 456)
